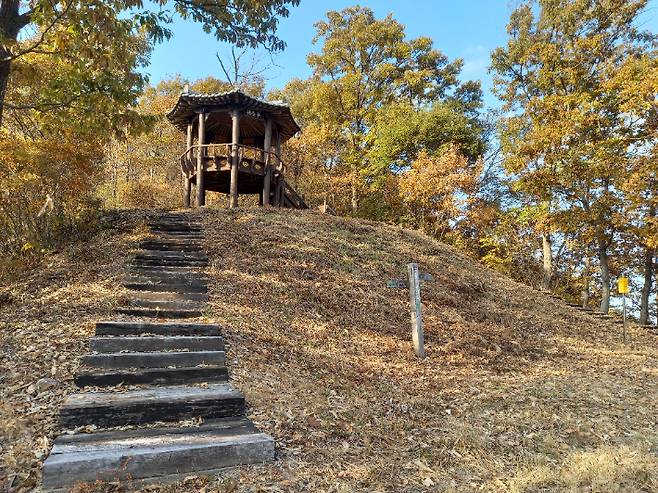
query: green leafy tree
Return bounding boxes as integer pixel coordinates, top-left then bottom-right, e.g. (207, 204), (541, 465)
(290, 6), (481, 214)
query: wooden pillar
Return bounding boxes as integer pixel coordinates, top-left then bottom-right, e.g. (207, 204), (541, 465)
(196, 111), (206, 207)
(275, 129), (281, 164)
(229, 109), (240, 209)
(183, 120), (193, 208)
(262, 118), (273, 206)
(275, 131), (282, 206)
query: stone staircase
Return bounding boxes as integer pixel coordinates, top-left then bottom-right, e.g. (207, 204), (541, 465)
(42, 213), (274, 491)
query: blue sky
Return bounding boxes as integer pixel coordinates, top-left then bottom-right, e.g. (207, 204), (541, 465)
(145, 0), (658, 108)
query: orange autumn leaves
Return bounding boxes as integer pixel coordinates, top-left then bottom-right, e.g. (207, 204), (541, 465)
(399, 145), (482, 235)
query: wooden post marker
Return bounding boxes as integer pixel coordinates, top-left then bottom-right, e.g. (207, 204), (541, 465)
(387, 263), (433, 358)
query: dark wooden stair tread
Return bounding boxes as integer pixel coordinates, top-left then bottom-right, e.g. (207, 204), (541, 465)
(124, 298), (205, 309)
(135, 249), (207, 258)
(119, 290), (209, 302)
(129, 265), (207, 273)
(116, 307), (204, 318)
(59, 383), (246, 428)
(123, 281), (208, 293)
(124, 271), (209, 281)
(139, 242), (203, 252)
(42, 417), (273, 491)
(130, 260), (209, 268)
(90, 335), (224, 353)
(82, 351), (226, 369)
(75, 366), (229, 387)
(95, 321), (220, 336)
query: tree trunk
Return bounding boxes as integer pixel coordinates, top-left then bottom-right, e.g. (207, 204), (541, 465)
(0, 0), (29, 128)
(0, 56), (11, 127)
(640, 203), (655, 325)
(598, 238), (611, 314)
(351, 168), (358, 213)
(581, 254), (591, 308)
(655, 286), (658, 327)
(639, 246), (654, 325)
(541, 233), (553, 291)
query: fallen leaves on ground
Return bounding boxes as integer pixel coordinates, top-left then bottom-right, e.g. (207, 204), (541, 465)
(0, 211), (150, 492)
(1, 207), (656, 493)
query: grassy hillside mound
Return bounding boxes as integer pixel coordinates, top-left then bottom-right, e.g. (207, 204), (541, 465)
(0, 212), (150, 491)
(201, 208), (657, 493)
(0, 207), (655, 492)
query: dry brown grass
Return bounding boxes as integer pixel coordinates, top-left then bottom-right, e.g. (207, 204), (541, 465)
(1, 207), (656, 493)
(197, 207), (657, 493)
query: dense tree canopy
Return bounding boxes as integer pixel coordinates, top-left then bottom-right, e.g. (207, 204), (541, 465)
(274, 6), (486, 219)
(491, 0), (658, 313)
(0, 0), (299, 125)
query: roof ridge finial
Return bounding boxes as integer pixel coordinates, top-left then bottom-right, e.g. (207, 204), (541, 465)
(182, 84), (190, 95)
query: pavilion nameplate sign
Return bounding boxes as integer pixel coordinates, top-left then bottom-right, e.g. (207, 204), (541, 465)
(245, 109), (263, 120)
(386, 264), (433, 359)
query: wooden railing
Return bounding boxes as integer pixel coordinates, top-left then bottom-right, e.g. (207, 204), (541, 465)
(283, 180), (308, 209)
(179, 144), (284, 177)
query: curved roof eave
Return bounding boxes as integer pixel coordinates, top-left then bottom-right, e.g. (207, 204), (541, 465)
(166, 89), (301, 143)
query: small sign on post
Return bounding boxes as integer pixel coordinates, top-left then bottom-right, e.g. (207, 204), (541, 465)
(387, 263), (433, 358)
(618, 276), (629, 343)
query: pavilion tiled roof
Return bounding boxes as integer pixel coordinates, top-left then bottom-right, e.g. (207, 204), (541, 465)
(166, 89), (300, 143)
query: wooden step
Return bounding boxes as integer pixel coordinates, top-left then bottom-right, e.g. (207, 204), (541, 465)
(128, 269), (206, 279)
(151, 230), (204, 237)
(59, 383), (245, 429)
(75, 365), (229, 387)
(116, 307), (204, 318)
(149, 220), (201, 227)
(90, 336), (224, 353)
(82, 351), (226, 369)
(125, 270), (209, 281)
(96, 321), (220, 337)
(149, 220), (200, 226)
(150, 224), (201, 230)
(130, 259), (208, 268)
(150, 236), (205, 242)
(42, 418), (273, 492)
(129, 264), (206, 272)
(135, 251), (208, 261)
(140, 241), (203, 252)
(124, 281), (208, 294)
(120, 291), (209, 302)
(124, 299), (205, 310)
(125, 273), (208, 282)
(145, 238), (205, 246)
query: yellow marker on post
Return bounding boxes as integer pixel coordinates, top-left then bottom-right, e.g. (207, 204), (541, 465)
(618, 277), (629, 343)
(618, 277), (629, 294)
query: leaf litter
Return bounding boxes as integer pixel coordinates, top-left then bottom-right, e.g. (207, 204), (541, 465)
(1, 207), (656, 492)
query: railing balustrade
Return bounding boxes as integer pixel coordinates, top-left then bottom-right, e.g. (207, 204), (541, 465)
(179, 144), (284, 177)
